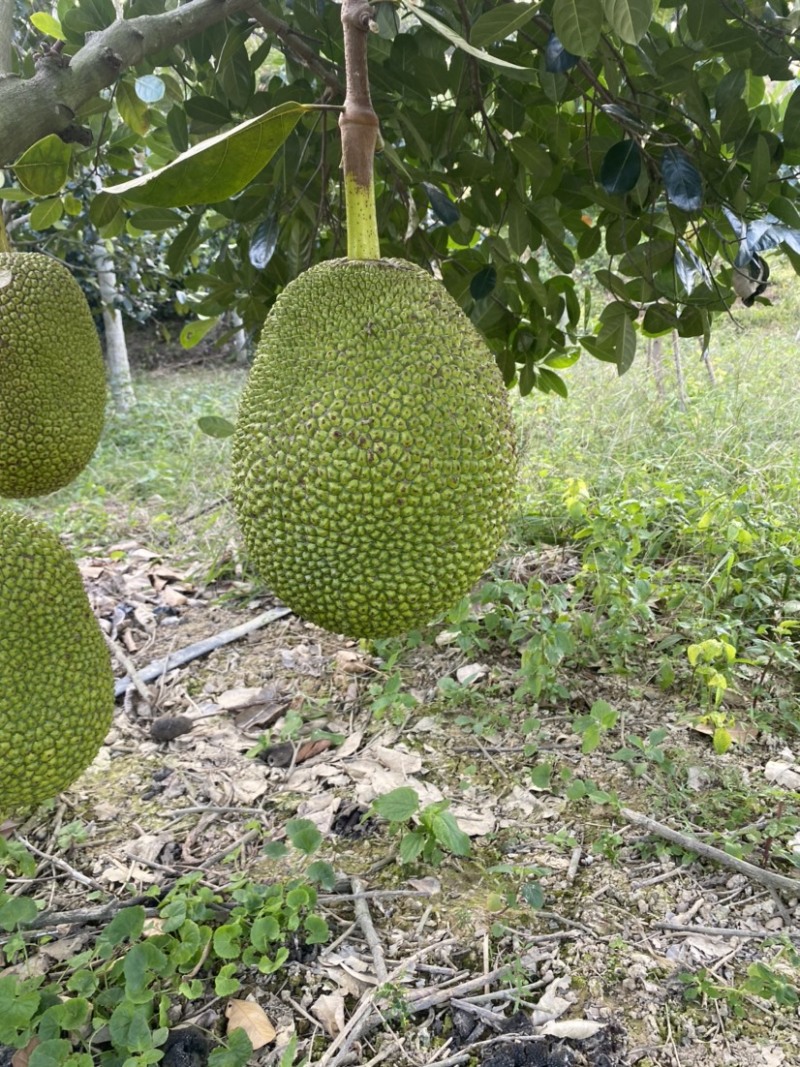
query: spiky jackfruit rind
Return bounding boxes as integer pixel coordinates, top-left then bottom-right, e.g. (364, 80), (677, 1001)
(0, 510), (114, 814)
(232, 258), (517, 638)
(0, 252), (106, 498)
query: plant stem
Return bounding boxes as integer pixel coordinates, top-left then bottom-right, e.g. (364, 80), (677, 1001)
(0, 202), (11, 253)
(339, 0), (380, 260)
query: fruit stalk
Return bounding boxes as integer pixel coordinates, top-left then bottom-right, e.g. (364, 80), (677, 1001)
(0, 203), (10, 254)
(339, 0), (380, 260)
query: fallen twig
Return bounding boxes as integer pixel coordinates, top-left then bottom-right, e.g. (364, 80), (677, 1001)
(113, 606), (291, 697)
(620, 807), (800, 895)
(352, 876), (388, 984)
(654, 922), (800, 941)
(14, 835), (106, 894)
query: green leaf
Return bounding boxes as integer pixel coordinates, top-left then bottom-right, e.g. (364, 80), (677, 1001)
(431, 812), (471, 856)
(582, 301), (637, 373)
(405, 2), (535, 74)
(107, 102), (313, 207)
(128, 207), (182, 232)
(209, 1027), (252, 1067)
(99, 905), (146, 946)
(0, 895), (38, 931)
(662, 148), (703, 212)
(48, 997), (91, 1030)
(108, 1000), (155, 1054)
(180, 317), (220, 350)
(303, 914), (330, 944)
(185, 95), (232, 128)
(28, 198), (63, 230)
(783, 85), (800, 150)
(552, 0), (603, 56)
(29, 12), (65, 39)
(580, 722), (601, 753)
(529, 762), (553, 790)
(602, 0), (653, 45)
(0, 976), (40, 1042)
(213, 922), (243, 959)
(599, 140), (641, 195)
(471, 2), (537, 47)
(372, 786), (419, 823)
(197, 415), (235, 439)
(250, 915), (281, 950)
(712, 727), (732, 755)
(470, 264), (497, 300)
(116, 80), (150, 137)
(306, 860), (337, 890)
(124, 942), (169, 1003)
(214, 965), (241, 997)
(398, 830), (425, 864)
(285, 818), (323, 854)
(28, 1040), (73, 1067)
(12, 134), (71, 196)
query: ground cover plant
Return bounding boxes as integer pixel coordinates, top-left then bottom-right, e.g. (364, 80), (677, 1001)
(1, 272), (798, 1067)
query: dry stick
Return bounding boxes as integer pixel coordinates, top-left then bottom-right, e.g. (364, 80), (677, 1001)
(113, 606), (291, 698)
(15, 835), (106, 893)
(620, 808), (800, 895)
(654, 922), (800, 941)
(313, 937), (461, 1067)
(103, 630), (150, 704)
(352, 877), (388, 983)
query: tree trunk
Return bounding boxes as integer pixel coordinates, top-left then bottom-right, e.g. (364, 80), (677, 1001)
(0, 0), (12, 76)
(672, 330), (687, 411)
(229, 310), (248, 355)
(701, 346), (717, 386)
(647, 337), (666, 401)
(92, 243), (136, 413)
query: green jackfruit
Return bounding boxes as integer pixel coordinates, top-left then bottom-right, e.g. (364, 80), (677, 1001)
(0, 510), (114, 814)
(0, 252), (106, 498)
(232, 258), (517, 638)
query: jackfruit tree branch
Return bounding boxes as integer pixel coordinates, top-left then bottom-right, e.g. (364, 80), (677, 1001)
(0, 0), (257, 167)
(339, 0), (380, 261)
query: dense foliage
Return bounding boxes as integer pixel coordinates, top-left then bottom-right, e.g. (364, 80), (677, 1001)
(3, 0), (800, 392)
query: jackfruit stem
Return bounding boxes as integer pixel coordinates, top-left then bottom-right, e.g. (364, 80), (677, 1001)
(0, 206), (10, 254)
(339, 0), (381, 260)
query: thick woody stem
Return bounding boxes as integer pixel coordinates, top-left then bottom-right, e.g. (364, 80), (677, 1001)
(339, 0), (380, 260)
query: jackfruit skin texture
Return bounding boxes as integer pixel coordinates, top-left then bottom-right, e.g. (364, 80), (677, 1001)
(0, 252), (106, 498)
(0, 510), (114, 814)
(232, 258), (517, 638)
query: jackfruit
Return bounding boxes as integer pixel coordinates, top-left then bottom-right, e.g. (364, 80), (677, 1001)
(0, 510), (114, 814)
(0, 252), (106, 498)
(231, 258), (517, 638)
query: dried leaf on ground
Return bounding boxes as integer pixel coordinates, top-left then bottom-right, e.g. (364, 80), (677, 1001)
(225, 999), (277, 1048)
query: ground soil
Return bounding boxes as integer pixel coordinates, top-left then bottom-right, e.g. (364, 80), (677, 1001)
(3, 530), (797, 1067)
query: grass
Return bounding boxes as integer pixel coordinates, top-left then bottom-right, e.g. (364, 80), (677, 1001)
(17, 366), (245, 557)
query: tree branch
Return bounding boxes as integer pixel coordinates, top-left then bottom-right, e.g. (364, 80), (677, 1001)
(0, 0), (257, 166)
(0, 0), (13, 76)
(249, 4), (343, 98)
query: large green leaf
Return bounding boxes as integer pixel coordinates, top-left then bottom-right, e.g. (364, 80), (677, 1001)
(470, 2), (538, 47)
(783, 85), (800, 151)
(12, 135), (71, 195)
(602, 0), (653, 45)
(106, 101), (315, 207)
(552, 0), (603, 56)
(405, 2), (536, 74)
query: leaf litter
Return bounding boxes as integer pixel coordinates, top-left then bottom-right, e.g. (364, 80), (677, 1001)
(1, 539), (797, 1067)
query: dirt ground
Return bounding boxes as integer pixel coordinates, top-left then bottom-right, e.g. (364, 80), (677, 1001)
(3, 533), (798, 1067)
